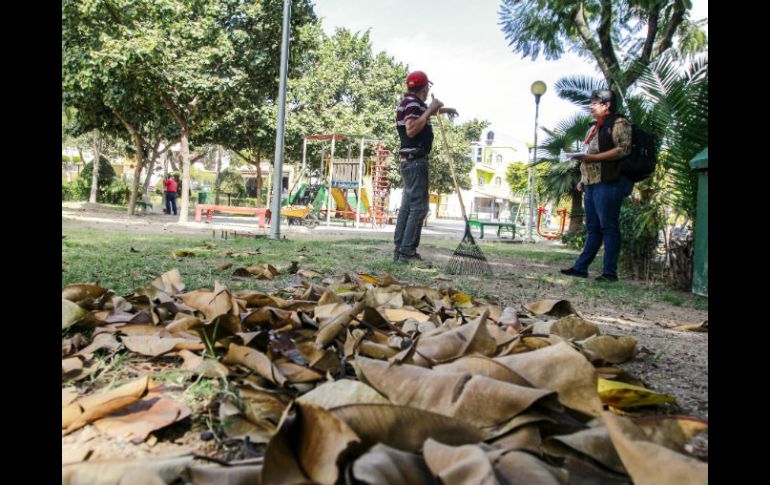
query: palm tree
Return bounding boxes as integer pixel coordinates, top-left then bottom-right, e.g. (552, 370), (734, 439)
(534, 112), (593, 233)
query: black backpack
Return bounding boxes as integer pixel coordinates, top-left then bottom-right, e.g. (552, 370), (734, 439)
(621, 123), (658, 182)
(603, 117), (658, 182)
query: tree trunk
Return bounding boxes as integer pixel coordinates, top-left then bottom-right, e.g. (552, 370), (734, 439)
(567, 190), (584, 233)
(255, 149), (263, 207)
(434, 194), (441, 218)
(142, 154), (157, 202)
(214, 147), (222, 205)
(88, 131), (103, 203)
(178, 130), (191, 223)
(169, 153), (179, 173)
(127, 134), (145, 215)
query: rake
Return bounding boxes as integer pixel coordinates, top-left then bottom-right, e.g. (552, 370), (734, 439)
(433, 102), (493, 276)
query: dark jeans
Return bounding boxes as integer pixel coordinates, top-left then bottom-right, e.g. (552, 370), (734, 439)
(394, 157), (429, 257)
(572, 176), (633, 277)
(165, 192), (177, 215)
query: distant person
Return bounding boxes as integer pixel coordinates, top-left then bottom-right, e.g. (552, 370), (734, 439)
(560, 89), (633, 282)
(163, 175), (178, 216)
(393, 70), (457, 264)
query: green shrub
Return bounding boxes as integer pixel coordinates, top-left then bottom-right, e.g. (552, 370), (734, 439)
(561, 225), (587, 250)
(619, 200), (662, 280)
(102, 179), (131, 205)
(62, 184), (73, 201)
(79, 156), (117, 195)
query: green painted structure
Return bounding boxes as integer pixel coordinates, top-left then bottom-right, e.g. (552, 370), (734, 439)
(689, 148), (708, 296)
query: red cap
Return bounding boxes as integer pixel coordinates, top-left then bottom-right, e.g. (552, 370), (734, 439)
(406, 71), (431, 89)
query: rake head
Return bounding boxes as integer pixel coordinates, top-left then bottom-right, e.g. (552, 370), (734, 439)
(445, 225), (493, 275)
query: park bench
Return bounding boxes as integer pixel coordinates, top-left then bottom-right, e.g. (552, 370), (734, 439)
(135, 200), (152, 213)
(194, 204), (271, 228)
(467, 219), (516, 239)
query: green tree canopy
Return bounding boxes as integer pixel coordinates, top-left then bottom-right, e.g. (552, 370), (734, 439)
(498, 0), (704, 95)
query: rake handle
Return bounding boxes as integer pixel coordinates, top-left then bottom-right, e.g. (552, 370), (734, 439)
(432, 98), (469, 223)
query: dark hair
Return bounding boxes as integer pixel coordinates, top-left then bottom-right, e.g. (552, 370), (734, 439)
(590, 89), (618, 113)
(408, 85), (427, 94)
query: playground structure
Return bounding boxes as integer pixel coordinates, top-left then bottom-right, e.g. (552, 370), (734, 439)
(536, 206), (567, 240)
(286, 134), (392, 229)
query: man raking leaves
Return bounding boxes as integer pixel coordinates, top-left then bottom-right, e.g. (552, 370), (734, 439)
(393, 71), (457, 264)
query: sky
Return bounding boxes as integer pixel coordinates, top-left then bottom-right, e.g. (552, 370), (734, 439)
(313, 0), (708, 159)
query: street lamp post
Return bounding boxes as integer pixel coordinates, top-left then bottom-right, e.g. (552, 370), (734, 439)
(269, 0), (291, 240)
(527, 81), (547, 243)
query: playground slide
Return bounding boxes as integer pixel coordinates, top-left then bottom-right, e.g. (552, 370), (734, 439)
(330, 187), (374, 221)
(330, 188), (352, 218)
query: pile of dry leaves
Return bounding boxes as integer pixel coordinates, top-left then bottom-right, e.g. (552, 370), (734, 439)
(62, 268), (708, 484)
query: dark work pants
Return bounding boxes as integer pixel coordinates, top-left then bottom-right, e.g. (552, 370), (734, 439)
(166, 192), (177, 215)
(572, 175), (633, 277)
(394, 157), (429, 257)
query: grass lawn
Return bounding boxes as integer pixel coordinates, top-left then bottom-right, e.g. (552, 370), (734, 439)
(62, 228), (706, 315)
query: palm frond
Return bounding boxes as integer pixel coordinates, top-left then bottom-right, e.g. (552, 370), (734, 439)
(555, 76), (607, 109)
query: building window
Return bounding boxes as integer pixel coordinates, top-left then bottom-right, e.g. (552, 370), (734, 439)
(475, 147), (482, 163)
(478, 176), (485, 186)
(495, 176), (502, 186)
(496, 155), (503, 164)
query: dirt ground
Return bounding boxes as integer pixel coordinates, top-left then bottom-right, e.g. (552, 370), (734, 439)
(62, 202), (708, 461)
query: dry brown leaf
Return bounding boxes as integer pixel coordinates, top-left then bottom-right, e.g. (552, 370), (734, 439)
(494, 342), (602, 417)
(63, 376), (149, 433)
(177, 282), (237, 320)
(77, 333), (121, 360)
(263, 403), (360, 485)
(548, 315), (600, 340)
(121, 336), (191, 357)
(62, 357), (83, 375)
(150, 269), (185, 295)
(215, 263), (233, 271)
(602, 412), (708, 485)
(358, 273), (382, 285)
(330, 403), (485, 451)
(62, 443), (92, 465)
(352, 443), (438, 485)
(413, 311), (497, 366)
(62, 284), (108, 303)
(275, 361), (324, 383)
(94, 396), (191, 443)
(581, 335), (639, 364)
(297, 269), (324, 278)
(434, 355), (533, 387)
(222, 343), (287, 386)
(63, 299), (89, 330)
(177, 349), (230, 378)
(382, 308), (429, 323)
(63, 388), (79, 408)
(297, 379), (389, 409)
(62, 454), (193, 485)
(543, 426), (626, 475)
(186, 464), (263, 485)
(355, 357), (552, 430)
(219, 401), (275, 443)
(364, 287), (403, 309)
(490, 423), (542, 452)
(492, 450), (568, 484)
(423, 438), (496, 485)
(315, 300), (366, 348)
(524, 299), (577, 317)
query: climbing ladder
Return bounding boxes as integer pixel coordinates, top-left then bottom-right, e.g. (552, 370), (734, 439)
(371, 144), (392, 227)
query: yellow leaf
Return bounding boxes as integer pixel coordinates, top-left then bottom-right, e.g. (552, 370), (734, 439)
(598, 378), (676, 408)
(451, 292), (472, 306)
(358, 273), (382, 285)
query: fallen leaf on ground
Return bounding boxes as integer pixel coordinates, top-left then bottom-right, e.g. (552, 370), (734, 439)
(63, 376), (149, 433)
(62, 284), (108, 303)
(61, 454), (193, 485)
(598, 378), (676, 408)
(352, 443), (438, 485)
(94, 396), (191, 443)
(215, 263), (233, 271)
(524, 299), (577, 317)
(581, 335), (639, 364)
